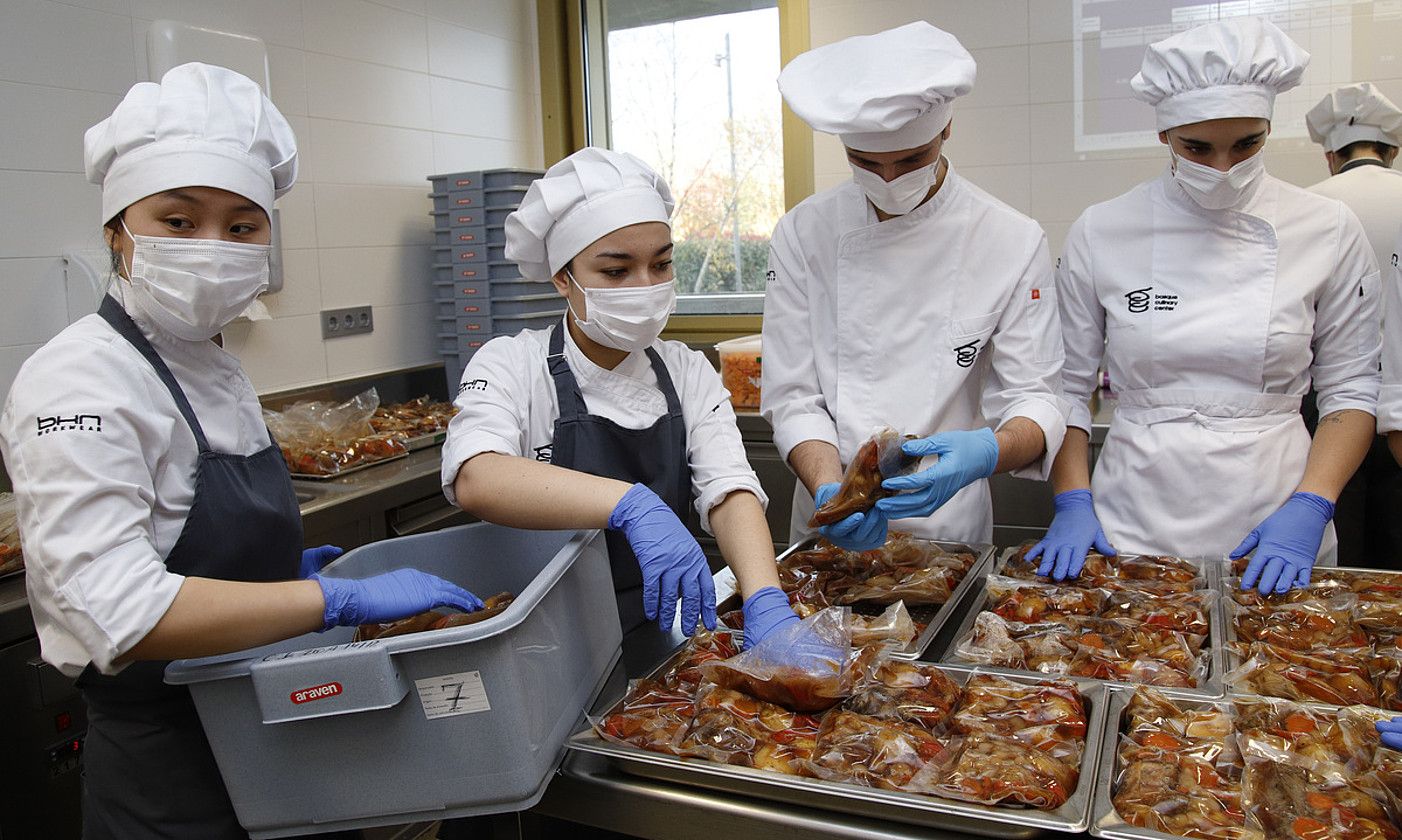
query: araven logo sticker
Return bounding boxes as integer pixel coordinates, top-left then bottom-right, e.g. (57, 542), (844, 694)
(37, 414), (102, 435)
(290, 682), (342, 704)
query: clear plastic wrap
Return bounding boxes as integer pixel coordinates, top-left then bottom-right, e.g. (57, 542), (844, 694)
(985, 575), (1109, 624)
(834, 565), (958, 607)
(1225, 642), (1381, 707)
(368, 396), (457, 437)
(699, 608), (876, 712)
(1240, 736), (1399, 840)
(1113, 751), (1255, 840)
(1002, 543), (1204, 593)
(1231, 595), (1369, 652)
(846, 602), (917, 648)
(951, 673), (1088, 764)
(1100, 589), (1214, 637)
(954, 612), (1077, 673)
(805, 709), (952, 790)
(265, 388), (408, 476)
(595, 678), (695, 756)
(677, 684), (823, 771)
(843, 659), (962, 732)
(808, 427), (918, 528)
(1064, 616), (1207, 688)
(920, 733), (1079, 809)
(661, 629), (741, 691)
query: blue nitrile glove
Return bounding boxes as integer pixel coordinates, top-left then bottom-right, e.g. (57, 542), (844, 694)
(300, 544), (343, 579)
(609, 483), (717, 635)
(746, 610), (847, 674)
(1025, 490), (1116, 581)
(875, 428), (999, 521)
(741, 586), (802, 651)
(1377, 718), (1402, 750)
(1233, 491), (1334, 595)
(314, 568), (484, 630)
(813, 482), (889, 551)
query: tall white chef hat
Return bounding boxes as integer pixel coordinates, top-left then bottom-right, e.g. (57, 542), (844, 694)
(1130, 17), (1309, 132)
(778, 21), (976, 153)
(84, 62), (298, 224)
(505, 147), (674, 282)
(1306, 83), (1402, 152)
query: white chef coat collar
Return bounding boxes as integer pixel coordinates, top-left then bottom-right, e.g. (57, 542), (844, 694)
(109, 284), (243, 372)
(558, 316), (665, 411)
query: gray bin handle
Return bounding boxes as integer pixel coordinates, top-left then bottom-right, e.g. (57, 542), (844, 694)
(248, 640), (408, 724)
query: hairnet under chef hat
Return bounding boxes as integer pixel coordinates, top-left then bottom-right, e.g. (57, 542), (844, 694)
(1130, 16), (1308, 132)
(778, 21), (975, 153)
(1306, 83), (1402, 151)
(505, 147), (674, 282)
(84, 62), (298, 224)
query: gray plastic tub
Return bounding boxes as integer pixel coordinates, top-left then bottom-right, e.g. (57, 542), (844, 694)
(166, 524), (622, 838)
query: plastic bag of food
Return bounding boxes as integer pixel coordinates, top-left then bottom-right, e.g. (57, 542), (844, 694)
(834, 564), (958, 607)
(1313, 568), (1402, 600)
(847, 602), (917, 648)
(369, 396), (457, 437)
(699, 608), (875, 712)
(1114, 752), (1255, 840)
(354, 592), (514, 640)
(1124, 687), (1234, 746)
(808, 427), (918, 528)
(1226, 643), (1380, 708)
(1240, 735), (1399, 840)
(0, 492), (23, 576)
(843, 659), (962, 732)
(954, 612), (1077, 672)
(1101, 589), (1214, 636)
(661, 629), (741, 691)
(266, 388), (405, 476)
(951, 673), (1088, 764)
(594, 678), (695, 756)
(985, 575), (1108, 624)
(676, 683), (823, 772)
(805, 709), (952, 790)
(870, 531), (979, 574)
(1231, 595), (1369, 652)
(916, 733), (1079, 809)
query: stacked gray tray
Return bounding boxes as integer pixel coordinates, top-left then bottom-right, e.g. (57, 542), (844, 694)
(428, 168), (561, 395)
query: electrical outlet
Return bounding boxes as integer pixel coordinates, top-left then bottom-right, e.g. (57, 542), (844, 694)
(321, 306), (373, 338)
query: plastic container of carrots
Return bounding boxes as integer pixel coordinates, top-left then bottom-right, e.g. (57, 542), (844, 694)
(716, 334), (762, 411)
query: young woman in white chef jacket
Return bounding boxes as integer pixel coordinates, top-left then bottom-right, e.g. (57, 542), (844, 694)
(440, 147), (802, 654)
(1030, 18), (1381, 595)
(0, 64), (479, 839)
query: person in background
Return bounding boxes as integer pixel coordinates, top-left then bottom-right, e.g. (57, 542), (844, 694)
(762, 22), (1068, 552)
(1302, 83), (1402, 569)
(1034, 18), (1381, 595)
(441, 147), (799, 653)
(0, 63), (480, 839)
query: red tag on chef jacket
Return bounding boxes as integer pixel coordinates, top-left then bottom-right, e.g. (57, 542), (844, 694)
(1031, 289), (1041, 300)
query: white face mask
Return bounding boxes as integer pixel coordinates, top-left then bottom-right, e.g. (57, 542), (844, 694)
(1169, 145), (1266, 210)
(120, 220), (271, 341)
(849, 159), (939, 216)
(566, 268), (676, 352)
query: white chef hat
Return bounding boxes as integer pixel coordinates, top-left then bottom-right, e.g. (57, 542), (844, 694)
(84, 62), (298, 224)
(778, 21), (975, 153)
(505, 147), (674, 282)
(1131, 17), (1309, 132)
(1306, 83), (1402, 152)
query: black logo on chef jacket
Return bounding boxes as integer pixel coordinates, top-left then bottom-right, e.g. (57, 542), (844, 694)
(533, 444), (553, 463)
(459, 378), (488, 394)
(1125, 286), (1179, 314)
(765, 269), (777, 284)
(37, 414), (102, 435)
(953, 341), (980, 368)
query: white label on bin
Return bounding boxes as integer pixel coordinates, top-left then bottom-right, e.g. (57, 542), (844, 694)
(415, 670), (490, 719)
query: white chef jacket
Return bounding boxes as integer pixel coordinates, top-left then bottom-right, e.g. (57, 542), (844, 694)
(1059, 168), (1381, 558)
(1308, 162), (1402, 278)
(439, 319), (767, 532)
(761, 164), (1069, 545)
(1380, 227), (1402, 433)
(0, 288), (271, 676)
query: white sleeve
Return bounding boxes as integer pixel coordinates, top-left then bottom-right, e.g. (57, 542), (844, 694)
(439, 337), (534, 506)
(672, 348), (768, 533)
(980, 230), (1070, 480)
(760, 215), (838, 462)
(0, 339), (184, 675)
(1056, 213), (1107, 434)
(1380, 229), (1402, 433)
(1312, 203), (1381, 418)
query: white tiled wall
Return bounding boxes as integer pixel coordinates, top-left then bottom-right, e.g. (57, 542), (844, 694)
(0, 0), (543, 399)
(808, 0), (1402, 257)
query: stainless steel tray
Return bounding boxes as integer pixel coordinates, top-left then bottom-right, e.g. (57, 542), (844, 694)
(287, 450), (409, 480)
(567, 660), (1107, 837)
(940, 547), (1226, 699)
(715, 537), (995, 661)
(401, 430), (447, 452)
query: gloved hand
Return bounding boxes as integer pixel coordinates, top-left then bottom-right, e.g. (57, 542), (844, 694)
(609, 483), (716, 634)
(875, 428), (999, 521)
(1025, 490), (1116, 581)
(813, 482), (889, 551)
(1377, 717), (1402, 751)
(299, 544), (343, 579)
(744, 610), (846, 675)
(314, 568), (484, 630)
(740, 586), (801, 651)
(1233, 491), (1334, 595)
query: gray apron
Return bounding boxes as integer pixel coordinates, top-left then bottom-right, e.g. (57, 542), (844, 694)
(546, 323), (693, 634)
(76, 296), (303, 839)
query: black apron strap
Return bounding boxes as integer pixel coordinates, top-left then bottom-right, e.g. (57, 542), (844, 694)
(98, 295), (212, 452)
(643, 346), (684, 420)
(547, 322), (589, 420)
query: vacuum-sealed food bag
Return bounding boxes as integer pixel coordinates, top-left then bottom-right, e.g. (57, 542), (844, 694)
(808, 427), (918, 527)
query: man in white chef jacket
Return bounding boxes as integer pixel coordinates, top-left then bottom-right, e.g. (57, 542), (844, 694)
(761, 22), (1068, 549)
(1303, 83), (1402, 567)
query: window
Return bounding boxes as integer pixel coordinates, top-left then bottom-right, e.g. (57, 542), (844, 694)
(586, 1), (785, 314)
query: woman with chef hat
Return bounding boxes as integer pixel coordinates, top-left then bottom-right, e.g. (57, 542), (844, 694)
(0, 63), (481, 838)
(1030, 17), (1382, 595)
(440, 147), (799, 653)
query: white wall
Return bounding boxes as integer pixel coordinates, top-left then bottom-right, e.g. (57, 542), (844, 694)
(0, 0), (542, 399)
(808, 0), (1402, 257)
